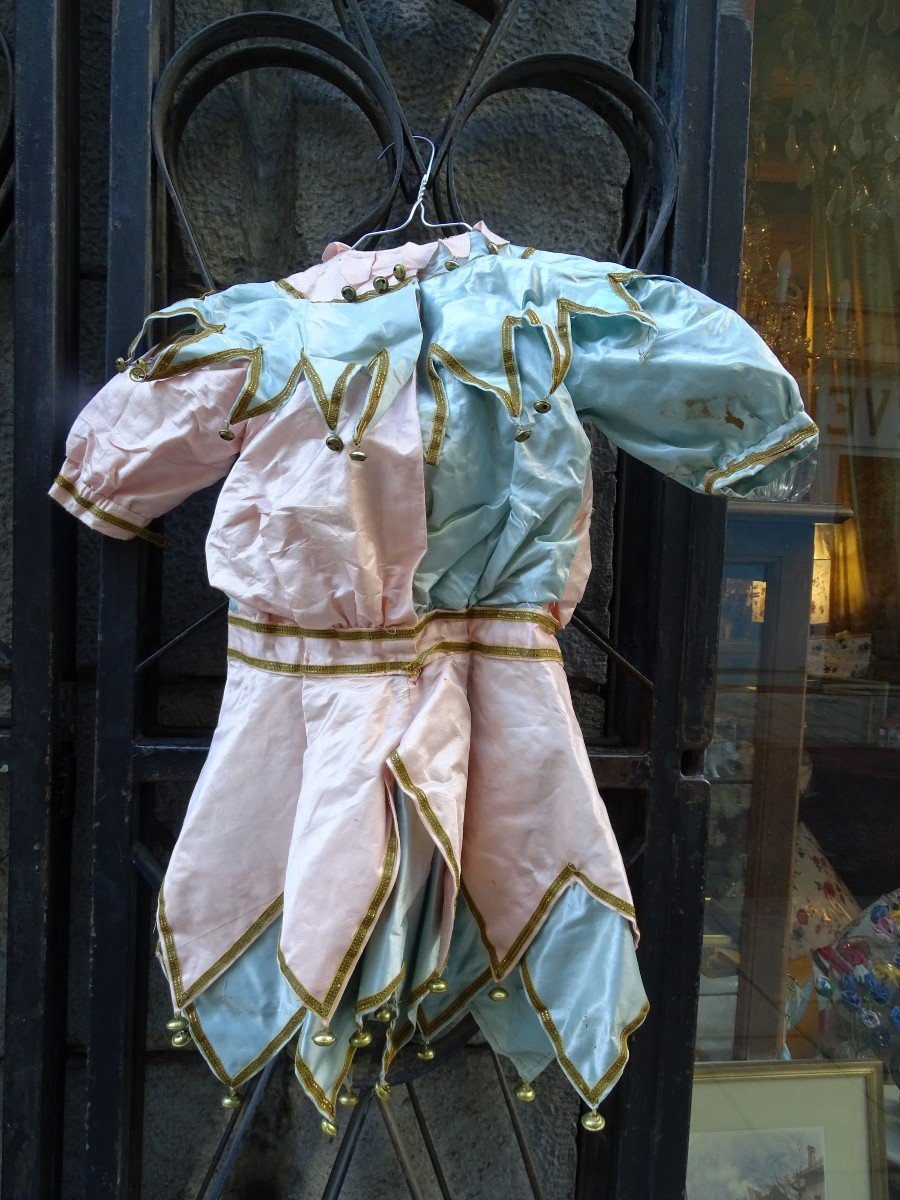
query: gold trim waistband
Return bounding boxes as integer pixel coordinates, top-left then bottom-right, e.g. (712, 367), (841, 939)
(226, 606), (559, 639)
(226, 640), (563, 677)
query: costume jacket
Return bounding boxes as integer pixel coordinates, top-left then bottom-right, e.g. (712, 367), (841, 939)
(50, 221), (819, 1121)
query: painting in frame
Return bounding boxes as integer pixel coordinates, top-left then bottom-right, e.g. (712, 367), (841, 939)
(688, 1059), (888, 1200)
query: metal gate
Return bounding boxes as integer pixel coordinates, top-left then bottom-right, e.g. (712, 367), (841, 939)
(5, 0), (756, 1196)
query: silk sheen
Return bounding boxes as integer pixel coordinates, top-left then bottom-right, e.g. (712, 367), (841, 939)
(49, 221), (817, 1119)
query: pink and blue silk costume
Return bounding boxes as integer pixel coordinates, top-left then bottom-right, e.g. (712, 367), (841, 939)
(50, 221), (818, 1121)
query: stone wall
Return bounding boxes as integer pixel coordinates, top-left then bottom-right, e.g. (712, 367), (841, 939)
(2, 2), (636, 1196)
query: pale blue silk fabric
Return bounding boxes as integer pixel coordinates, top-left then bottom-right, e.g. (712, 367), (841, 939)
(187, 787), (646, 1108)
(137, 229), (818, 619)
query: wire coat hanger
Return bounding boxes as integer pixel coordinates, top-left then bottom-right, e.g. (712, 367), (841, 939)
(351, 135), (472, 249)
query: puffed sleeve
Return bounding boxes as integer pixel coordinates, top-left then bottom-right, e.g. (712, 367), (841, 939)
(49, 282), (294, 544)
(561, 269), (819, 496)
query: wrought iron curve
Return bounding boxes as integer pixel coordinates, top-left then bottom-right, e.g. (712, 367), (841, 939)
(432, 52), (677, 271)
(332, 0), (526, 204)
(151, 13), (407, 291)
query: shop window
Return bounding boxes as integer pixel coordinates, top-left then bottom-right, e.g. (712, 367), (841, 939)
(689, 1), (898, 1197)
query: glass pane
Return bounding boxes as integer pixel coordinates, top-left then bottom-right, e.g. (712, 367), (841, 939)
(692, 1), (898, 1195)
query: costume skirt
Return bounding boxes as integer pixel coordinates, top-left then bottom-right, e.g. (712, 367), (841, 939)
(156, 605), (649, 1121)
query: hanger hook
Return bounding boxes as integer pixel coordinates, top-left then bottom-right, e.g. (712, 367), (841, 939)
(351, 132), (470, 249)
(412, 134), (437, 193)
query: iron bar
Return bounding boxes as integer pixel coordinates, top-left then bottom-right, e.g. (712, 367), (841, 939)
(488, 1049), (548, 1200)
(376, 1094), (431, 1200)
(406, 1081), (454, 1200)
(135, 602), (228, 673)
(571, 611), (655, 691)
(195, 1057), (279, 1200)
(132, 840), (165, 890)
(321, 1087), (375, 1200)
(0, 31), (13, 239)
(82, 0), (171, 1194)
(4, 0), (78, 1195)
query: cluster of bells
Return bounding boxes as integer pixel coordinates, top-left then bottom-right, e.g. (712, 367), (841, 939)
(308, 394), (553, 460)
(116, 243), (552, 456)
(165, 971), (606, 1138)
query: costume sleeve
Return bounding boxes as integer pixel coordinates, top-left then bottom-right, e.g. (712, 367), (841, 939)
(563, 270), (819, 496)
(49, 352), (248, 546)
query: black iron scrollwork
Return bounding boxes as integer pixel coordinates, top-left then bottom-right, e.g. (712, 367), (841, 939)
(151, 1), (676, 291)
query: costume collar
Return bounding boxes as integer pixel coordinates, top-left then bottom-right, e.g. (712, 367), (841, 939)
(320, 220), (509, 276)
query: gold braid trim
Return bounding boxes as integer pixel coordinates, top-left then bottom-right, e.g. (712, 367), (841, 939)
(226, 606), (559, 639)
(276, 278), (305, 299)
(294, 1040), (356, 1120)
(300, 353), (359, 430)
(276, 825), (399, 1020)
(157, 887), (284, 1008)
(520, 960), (650, 1105)
(126, 304), (225, 361)
(431, 330), (523, 418)
(424, 357), (449, 465)
(389, 751), (461, 886)
(461, 869), (636, 979)
(353, 349), (390, 446)
(54, 476), (167, 547)
(226, 640), (563, 678)
(607, 270), (647, 312)
(227, 648), (412, 676)
(382, 1019), (415, 1074)
(354, 965), (406, 1016)
(185, 1002), (305, 1089)
(417, 969), (493, 1037)
(702, 424), (819, 494)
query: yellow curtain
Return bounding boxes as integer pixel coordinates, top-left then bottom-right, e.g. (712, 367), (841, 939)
(806, 185), (898, 643)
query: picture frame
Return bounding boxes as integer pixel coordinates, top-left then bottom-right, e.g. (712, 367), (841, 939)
(688, 1059), (888, 1200)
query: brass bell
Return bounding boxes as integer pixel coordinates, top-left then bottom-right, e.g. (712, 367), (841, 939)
(114, 356), (127, 372)
(488, 986), (509, 1002)
(416, 1043), (435, 1062)
(487, 241), (500, 254)
(393, 264), (407, 281)
(581, 1110), (606, 1132)
(374, 1006), (393, 1023)
(129, 361), (147, 381)
(514, 1081), (536, 1103)
(321, 1117), (339, 1138)
(221, 1089), (242, 1110)
(428, 977), (449, 994)
(341, 285), (357, 302)
(165, 1015), (188, 1033)
(325, 434), (344, 452)
(349, 1028), (373, 1048)
(312, 1027), (336, 1047)
(171, 1028), (193, 1049)
(534, 399), (552, 414)
(514, 428), (531, 443)
(445, 260), (459, 271)
(338, 1089), (359, 1108)
(218, 426), (236, 441)
(373, 277), (389, 294)
(348, 449), (367, 462)
(374, 1081), (391, 1100)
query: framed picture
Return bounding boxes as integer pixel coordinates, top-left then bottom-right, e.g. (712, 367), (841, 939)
(688, 1059), (888, 1200)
